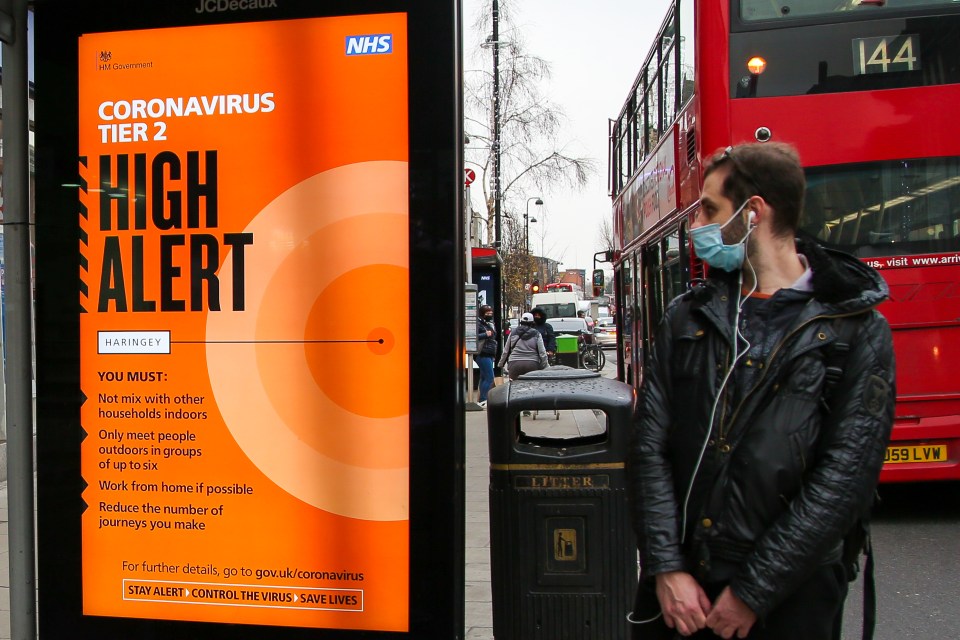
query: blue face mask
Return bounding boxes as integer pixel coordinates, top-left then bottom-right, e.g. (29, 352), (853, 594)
(690, 201), (751, 272)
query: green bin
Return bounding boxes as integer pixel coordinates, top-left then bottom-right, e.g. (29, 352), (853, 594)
(555, 334), (579, 368)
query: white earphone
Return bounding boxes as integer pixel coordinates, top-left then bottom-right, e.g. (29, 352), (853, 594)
(747, 210), (757, 226)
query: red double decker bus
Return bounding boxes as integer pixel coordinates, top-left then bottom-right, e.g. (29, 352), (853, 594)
(609, 0), (960, 482)
(544, 282), (584, 297)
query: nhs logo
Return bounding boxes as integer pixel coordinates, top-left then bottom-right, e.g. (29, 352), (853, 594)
(345, 34), (393, 56)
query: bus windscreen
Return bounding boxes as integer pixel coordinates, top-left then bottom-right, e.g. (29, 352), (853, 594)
(539, 303), (578, 318)
(801, 156), (960, 258)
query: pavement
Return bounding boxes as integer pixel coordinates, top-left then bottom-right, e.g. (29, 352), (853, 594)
(464, 404), (495, 639)
(0, 364), (618, 640)
(0, 484), (8, 639)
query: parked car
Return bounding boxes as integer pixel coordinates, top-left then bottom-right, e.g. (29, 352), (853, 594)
(594, 316), (617, 349)
(549, 317), (598, 347)
(550, 317), (591, 337)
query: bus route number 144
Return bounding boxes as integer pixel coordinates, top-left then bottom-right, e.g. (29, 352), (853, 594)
(854, 34), (920, 76)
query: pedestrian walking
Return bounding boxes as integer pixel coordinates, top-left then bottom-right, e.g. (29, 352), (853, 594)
(628, 142), (895, 640)
(499, 312), (548, 380)
(475, 304), (497, 408)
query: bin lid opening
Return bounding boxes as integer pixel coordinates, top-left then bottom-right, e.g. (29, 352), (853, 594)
(518, 366), (600, 381)
(515, 408), (608, 449)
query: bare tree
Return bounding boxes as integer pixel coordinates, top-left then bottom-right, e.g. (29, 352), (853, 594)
(465, 1), (595, 312)
(598, 217), (616, 253)
(499, 218), (537, 314)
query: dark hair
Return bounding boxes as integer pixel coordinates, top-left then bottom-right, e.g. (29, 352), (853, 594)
(479, 305), (492, 314)
(703, 142), (805, 238)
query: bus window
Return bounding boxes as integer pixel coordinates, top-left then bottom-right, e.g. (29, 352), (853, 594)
(661, 12), (678, 126)
(617, 256), (638, 384)
(679, 0), (695, 107)
(632, 83), (644, 167)
(741, 0), (960, 23)
(663, 229), (685, 303)
(620, 111), (632, 187)
(644, 239), (663, 332)
(620, 257), (634, 340)
(731, 5), (960, 98)
(802, 157), (960, 258)
(645, 66), (661, 152)
(644, 228), (686, 333)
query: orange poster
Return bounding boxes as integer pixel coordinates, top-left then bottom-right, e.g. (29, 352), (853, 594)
(77, 14), (409, 631)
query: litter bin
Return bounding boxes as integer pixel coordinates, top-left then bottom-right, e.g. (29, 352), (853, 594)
(486, 367), (638, 640)
(554, 334), (580, 368)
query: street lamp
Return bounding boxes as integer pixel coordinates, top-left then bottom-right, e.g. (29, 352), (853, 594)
(525, 197), (543, 298)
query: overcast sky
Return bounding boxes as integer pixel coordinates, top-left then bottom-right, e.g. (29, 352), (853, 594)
(462, 0), (673, 274)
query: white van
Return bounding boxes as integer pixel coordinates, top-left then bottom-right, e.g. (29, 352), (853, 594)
(530, 292), (580, 319)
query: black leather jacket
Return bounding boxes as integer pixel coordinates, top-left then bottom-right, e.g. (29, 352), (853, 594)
(629, 239), (895, 618)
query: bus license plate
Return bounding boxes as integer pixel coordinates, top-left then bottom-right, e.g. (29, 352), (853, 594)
(884, 444), (947, 464)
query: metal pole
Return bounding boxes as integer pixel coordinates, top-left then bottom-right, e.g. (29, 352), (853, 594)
(491, 0), (505, 323)
(525, 197), (541, 306)
(465, 183), (476, 403)
(491, 0), (500, 250)
(1, 0), (38, 638)
(524, 212), (529, 279)
(524, 212), (529, 308)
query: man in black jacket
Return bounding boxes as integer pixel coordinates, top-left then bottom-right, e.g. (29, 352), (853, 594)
(629, 143), (895, 639)
(531, 307), (557, 357)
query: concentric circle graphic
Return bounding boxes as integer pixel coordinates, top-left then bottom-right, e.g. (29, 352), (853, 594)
(206, 161), (409, 521)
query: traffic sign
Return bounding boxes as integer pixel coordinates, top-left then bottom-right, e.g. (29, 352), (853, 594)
(464, 168), (476, 186)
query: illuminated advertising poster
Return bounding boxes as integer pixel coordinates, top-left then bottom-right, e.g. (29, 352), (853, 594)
(77, 14), (408, 631)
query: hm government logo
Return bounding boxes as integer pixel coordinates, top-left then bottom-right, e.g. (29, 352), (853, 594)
(98, 50), (154, 72)
(195, 0), (277, 14)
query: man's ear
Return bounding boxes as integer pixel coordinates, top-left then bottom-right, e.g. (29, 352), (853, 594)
(748, 196), (770, 228)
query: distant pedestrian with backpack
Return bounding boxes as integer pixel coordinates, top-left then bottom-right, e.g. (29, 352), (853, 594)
(499, 312), (548, 380)
(628, 142), (895, 640)
(475, 305), (497, 408)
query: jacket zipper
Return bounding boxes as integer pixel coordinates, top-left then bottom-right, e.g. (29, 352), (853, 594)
(714, 343), (731, 443)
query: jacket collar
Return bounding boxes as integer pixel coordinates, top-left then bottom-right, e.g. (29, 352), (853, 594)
(685, 238), (888, 347)
(798, 235), (889, 312)
(693, 237), (888, 315)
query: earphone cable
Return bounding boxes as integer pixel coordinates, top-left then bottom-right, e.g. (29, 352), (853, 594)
(679, 224), (756, 545)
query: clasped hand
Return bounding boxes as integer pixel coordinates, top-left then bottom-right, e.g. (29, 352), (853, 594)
(655, 571), (756, 639)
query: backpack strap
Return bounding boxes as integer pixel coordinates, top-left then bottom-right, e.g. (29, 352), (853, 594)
(822, 316), (876, 640)
(862, 532), (876, 640)
(822, 317), (859, 405)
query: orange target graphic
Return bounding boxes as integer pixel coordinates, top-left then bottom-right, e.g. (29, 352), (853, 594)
(206, 161), (409, 521)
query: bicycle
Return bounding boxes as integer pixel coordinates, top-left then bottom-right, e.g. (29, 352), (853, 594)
(578, 334), (605, 372)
